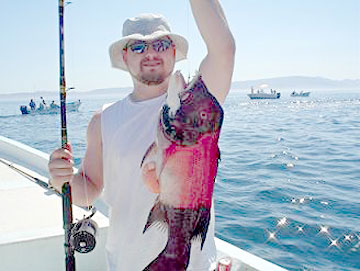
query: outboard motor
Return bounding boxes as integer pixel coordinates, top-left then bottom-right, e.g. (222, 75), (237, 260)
(20, 106), (29, 114)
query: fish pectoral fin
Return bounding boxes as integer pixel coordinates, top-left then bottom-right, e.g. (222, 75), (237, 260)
(140, 142), (157, 168)
(143, 197), (168, 234)
(191, 207), (211, 250)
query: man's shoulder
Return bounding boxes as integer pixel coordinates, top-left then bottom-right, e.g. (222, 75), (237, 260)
(89, 110), (102, 132)
(102, 96), (129, 114)
(102, 102), (115, 112)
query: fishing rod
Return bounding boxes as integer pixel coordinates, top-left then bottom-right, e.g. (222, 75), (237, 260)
(58, 0), (75, 270)
(58, 1), (98, 269)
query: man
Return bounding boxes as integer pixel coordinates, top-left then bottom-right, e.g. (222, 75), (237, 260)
(40, 96), (46, 106)
(29, 99), (36, 110)
(50, 100), (60, 109)
(48, 1), (235, 270)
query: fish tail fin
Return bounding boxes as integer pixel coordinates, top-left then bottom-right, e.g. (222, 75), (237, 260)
(191, 207), (211, 250)
(143, 197), (168, 234)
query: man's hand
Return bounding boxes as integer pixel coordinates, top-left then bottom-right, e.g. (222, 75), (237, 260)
(48, 143), (74, 191)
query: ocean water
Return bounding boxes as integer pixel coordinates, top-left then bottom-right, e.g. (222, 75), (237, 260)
(1, 89), (359, 271)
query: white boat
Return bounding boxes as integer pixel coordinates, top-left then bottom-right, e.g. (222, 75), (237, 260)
(20, 100), (81, 115)
(0, 135), (287, 271)
(290, 91), (310, 97)
(247, 88), (280, 100)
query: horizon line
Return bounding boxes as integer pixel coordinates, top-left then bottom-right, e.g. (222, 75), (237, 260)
(1, 75), (359, 96)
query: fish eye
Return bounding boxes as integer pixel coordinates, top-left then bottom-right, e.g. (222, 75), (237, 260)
(200, 111), (207, 119)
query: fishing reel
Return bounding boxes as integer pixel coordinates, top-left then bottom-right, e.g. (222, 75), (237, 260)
(70, 207), (98, 253)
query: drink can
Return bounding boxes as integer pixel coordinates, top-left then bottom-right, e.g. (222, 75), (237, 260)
(217, 256), (232, 271)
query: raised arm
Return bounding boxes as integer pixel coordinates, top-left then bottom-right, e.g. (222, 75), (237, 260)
(190, 0), (236, 104)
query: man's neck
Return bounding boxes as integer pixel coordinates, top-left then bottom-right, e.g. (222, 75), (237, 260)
(130, 79), (169, 102)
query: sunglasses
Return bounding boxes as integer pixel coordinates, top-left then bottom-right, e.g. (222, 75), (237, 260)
(126, 39), (173, 54)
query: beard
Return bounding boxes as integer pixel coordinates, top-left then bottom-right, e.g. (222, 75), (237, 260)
(137, 71), (166, 86)
(133, 68), (173, 86)
(128, 58), (173, 86)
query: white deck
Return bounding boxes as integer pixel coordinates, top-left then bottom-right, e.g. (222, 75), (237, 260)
(0, 158), (109, 271)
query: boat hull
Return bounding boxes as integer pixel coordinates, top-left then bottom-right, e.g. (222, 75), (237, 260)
(247, 93), (281, 99)
(290, 92), (310, 97)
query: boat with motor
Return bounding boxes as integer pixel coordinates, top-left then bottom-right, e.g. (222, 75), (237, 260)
(247, 87), (280, 99)
(0, 135), (288, 271)
(19, 100), (81, 115)
(290, 91), (310, 97)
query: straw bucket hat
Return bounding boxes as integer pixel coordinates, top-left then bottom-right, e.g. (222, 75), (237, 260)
(109, 13), (189, 71)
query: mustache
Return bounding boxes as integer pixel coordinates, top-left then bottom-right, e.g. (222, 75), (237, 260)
(141, 58), (163, 66)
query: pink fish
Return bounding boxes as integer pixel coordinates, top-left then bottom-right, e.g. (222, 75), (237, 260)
(141, 71), (223, 270)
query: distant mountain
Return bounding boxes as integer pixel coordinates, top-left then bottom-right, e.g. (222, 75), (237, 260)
(231, 76), (360, 91)
(0, 87), (131, 99)
(85, 87), (132, 95)
(1, 76), (359, 98)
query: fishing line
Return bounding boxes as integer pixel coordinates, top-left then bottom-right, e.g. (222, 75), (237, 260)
(68, 160), (98, 254)
(186, 1), (191, 83)
(80, 160), (91, 210)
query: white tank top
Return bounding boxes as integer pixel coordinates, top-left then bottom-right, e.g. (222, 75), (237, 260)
(101, 93), (216, 271)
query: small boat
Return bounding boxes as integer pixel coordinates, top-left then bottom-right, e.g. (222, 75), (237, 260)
(247, 87), (280, 99)
(290, 91), (310, 97)
(0, 135), (287, 271)
(20, 100), (81, 115)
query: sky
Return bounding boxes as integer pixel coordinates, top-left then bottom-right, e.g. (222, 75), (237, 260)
(0, 0), (359, 94)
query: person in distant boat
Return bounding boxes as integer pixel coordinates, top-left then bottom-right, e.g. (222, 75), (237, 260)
(48, 2), (235, 270)
(40, 96), (46, 106)
(29, 99), (36, 110)
(50, 100), (59, 109)
(38, 101), (44, 110)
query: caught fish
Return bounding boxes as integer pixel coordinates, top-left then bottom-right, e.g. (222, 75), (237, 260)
(141, 71), (224, 271)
